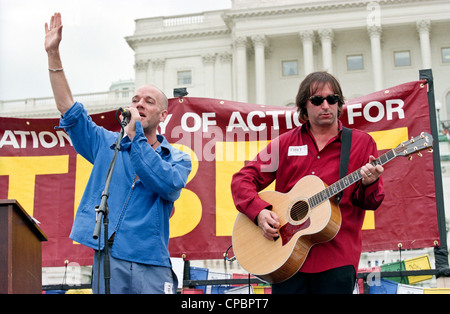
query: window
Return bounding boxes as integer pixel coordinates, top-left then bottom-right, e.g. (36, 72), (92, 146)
(282, 60), (298, 76)
(394, 51), (411, 67)
(442, 48), (450, 64)
(346, 55), (364, 71)
(177, 70), (192, 85)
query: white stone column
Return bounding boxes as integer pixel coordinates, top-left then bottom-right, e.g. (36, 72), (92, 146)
(234, 36), (248, 103)
(134, 59), (149, 88)
(416, 19), (432, 69)
(152, 58), (165, 91)
(367, 25), (383, 91)
(252, 35), (267, 105)
(318, 28), (333, 74)
(202, 53), (216, 98)
(217, 52), (233, 100)
(299, 30), (315, 75)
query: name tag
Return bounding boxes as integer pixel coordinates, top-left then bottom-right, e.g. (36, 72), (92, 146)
(288, 145), (308, 156)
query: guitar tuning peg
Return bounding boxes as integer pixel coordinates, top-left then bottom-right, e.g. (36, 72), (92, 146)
(408, 155), (413, 161)
(418, 152), (423, 157)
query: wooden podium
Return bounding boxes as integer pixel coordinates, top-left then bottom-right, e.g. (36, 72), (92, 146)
(0, 199), (48, 294)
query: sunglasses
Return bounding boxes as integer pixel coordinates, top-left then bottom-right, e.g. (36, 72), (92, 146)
(308, 94), (340, 106)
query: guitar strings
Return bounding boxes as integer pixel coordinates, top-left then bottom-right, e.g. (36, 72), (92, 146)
(290, 200), (309, 222)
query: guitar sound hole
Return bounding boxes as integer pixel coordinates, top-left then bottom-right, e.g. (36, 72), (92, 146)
(290, 200), (309, 223)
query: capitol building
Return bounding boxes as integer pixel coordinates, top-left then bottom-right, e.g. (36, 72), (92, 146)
(126, 0), (450, 115)
(1, 0), (450, 290)
(1, 0), (450, 120)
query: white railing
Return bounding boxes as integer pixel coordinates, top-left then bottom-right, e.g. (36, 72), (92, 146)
(0, 90), (132, 118)
(163, 14), (204, 27)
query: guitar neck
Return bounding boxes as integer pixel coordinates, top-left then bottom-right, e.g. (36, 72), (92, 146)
(308, 149), (397, 208)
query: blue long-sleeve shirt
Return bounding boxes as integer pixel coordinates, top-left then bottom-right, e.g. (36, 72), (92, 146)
(58, 102), (191, 267)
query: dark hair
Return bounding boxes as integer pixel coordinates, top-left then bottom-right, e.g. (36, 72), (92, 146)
(295, 71), (345, 121)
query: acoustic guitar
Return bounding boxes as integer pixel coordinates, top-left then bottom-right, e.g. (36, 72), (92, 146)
(232, 132), (433, 283)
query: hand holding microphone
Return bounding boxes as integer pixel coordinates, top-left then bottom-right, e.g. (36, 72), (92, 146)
(118, 107), (140, 140)
(118, 107), (132, 124)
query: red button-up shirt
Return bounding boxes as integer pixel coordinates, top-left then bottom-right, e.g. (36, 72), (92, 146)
(231, 121), (385, 273)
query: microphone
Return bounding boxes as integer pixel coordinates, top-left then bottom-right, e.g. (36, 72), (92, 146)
(118, 107), (131, 123)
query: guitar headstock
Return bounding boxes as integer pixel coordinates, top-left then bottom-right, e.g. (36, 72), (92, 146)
(395, 132), (434, 159)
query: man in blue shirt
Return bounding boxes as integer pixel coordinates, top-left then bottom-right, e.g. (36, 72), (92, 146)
(45, 13), (191, 293)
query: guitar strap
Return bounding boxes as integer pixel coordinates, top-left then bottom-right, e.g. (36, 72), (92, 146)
(336, 126), (352, 204)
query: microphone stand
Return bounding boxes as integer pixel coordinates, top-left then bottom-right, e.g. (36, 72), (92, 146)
(93, 111), (129, 294)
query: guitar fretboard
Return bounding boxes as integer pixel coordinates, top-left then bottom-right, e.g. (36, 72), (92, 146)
(308, 149), (397, 209)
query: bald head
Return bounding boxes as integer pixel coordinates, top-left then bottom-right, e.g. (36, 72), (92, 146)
(135, 84), (168, 110)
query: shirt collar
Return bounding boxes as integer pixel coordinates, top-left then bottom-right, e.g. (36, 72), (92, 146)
(301, 120), (344, 141)
(154, 134), (171, 155)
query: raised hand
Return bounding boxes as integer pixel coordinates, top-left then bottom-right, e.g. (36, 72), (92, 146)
(44, 12), (63, 53)
(44, 12), (74, 115)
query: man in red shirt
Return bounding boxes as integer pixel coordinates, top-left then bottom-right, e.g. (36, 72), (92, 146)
(231, 72), (385, 294)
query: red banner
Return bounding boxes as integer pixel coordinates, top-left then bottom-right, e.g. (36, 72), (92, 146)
(0, 80), (439, 267)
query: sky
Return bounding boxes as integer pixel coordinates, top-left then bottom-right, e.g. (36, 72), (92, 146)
(0, 0), (231, 101)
